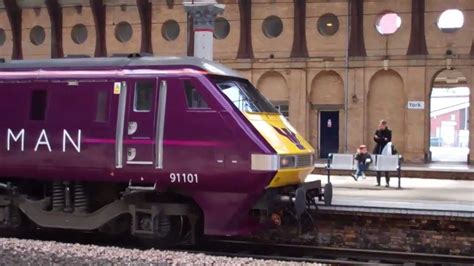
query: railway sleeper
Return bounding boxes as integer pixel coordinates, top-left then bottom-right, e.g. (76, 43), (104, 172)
(0, 186), (200, 246)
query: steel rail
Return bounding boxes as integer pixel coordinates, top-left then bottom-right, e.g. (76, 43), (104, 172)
(185, 250), (372, 265)
(193, 239), (474, 265)
(4, 230), (473, 265)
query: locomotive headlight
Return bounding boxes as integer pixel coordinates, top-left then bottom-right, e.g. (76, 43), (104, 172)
(250, 154), (300, 171)
(279, 155), (296, 168)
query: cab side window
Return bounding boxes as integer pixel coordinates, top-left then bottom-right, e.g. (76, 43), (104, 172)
(183, 80), (209, 109)
(30, 90), (48, 121)
(134, 81), (153, 112)
(274, 103), (289, 119)
(95, 90), (109, 122)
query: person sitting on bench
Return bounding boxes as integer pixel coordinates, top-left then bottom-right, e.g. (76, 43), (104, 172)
(352, 145), (372, 181)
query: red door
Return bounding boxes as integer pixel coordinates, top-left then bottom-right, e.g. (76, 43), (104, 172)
(123, 78), (159, 167)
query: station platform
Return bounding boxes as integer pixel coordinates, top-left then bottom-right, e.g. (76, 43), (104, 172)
(313, 161), (474, 180)
(307, 175), (474, 218)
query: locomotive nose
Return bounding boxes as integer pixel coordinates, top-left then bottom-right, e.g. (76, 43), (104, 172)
(245, 113), (315, 188)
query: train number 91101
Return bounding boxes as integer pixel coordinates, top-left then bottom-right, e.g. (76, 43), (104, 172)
(169, 173), (199, 184)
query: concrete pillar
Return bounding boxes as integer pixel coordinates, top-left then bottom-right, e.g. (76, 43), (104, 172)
(184, 1), (224, 61)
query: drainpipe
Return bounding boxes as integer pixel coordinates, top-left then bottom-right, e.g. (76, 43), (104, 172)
(344, 0), (351, 152)
(184, 1), (225, 61)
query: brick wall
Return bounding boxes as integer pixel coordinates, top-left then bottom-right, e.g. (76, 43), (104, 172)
(249, 212), (474, 256)
(315, 213), (473, 255)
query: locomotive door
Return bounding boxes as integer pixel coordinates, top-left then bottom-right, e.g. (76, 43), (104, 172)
(122, 78), (160, 167)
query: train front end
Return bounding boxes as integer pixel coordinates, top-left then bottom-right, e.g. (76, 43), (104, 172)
(243, 108), (333, 220)
(211, 76), (332, 223)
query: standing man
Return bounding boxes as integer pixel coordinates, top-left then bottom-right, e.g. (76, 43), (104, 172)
(373, 120), (392, 187)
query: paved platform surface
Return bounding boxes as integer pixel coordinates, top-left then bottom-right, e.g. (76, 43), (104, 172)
(402, 162), (474, 172)
(313, 161), (474, 179)
(315, 161), (474, 172)
(307, 174), (474, 217)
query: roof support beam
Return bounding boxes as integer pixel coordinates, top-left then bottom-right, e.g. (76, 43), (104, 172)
(407, 0), (428, 55)
(137, 0), (153, 54)
(46, 0), (64, 58)
(348, 0), (366, 57)
(290, 0), (308, 58)
(90, 0), (107, 57)
(187, 15), (194, 56)
(237, 0), (253, 59)
(3, 0), (22, 59)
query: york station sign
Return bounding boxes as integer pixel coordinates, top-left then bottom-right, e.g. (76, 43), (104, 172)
(407, 101), (425, 110)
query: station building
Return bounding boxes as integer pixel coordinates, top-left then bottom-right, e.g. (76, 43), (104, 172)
(0, 0), (472, 163)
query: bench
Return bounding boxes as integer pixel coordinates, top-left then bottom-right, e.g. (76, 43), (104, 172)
(326, 153), (403, 189)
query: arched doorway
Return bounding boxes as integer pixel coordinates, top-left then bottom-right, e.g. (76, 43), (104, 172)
(429, 69), (470, 162)
(367, 70), (406, 154)
(256, 71), (289, 119)
(310, 71), (344, 158)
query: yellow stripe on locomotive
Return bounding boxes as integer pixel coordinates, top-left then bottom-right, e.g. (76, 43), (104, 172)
(245, 113), (315, 188)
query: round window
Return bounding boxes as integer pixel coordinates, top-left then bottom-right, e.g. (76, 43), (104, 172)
(262, 16), (283, 38)
(161, 20), (180, 41)
(30, 25), (46, 46)
(375, 12), (402, 35)
(71, 24), (88, 44)
(115, 21), (133, 43)
(437, 9), (464, 33)
(214, 17), (230, 40)
(317, 13), (339, 36)
(0, 28), (5, 46)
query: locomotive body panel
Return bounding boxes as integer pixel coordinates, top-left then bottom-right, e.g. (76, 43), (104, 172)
(0, 74), (271, 185)
(0, 79), (118, 179)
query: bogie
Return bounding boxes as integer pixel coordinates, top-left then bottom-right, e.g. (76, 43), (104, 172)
(0, 179), (202, 246)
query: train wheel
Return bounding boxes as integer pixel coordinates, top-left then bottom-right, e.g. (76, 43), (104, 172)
(135, 215), (188, 248)
(300, 210), (316, 233)
(277, 209), (301, 235)
(0, 206), (31, 238)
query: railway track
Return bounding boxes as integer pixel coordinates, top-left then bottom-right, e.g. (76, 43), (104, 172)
(6, 230), (474, 265)
(187, 239), (474, 265)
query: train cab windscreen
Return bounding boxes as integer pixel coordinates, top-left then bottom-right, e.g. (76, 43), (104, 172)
(212, 77), (278, 114)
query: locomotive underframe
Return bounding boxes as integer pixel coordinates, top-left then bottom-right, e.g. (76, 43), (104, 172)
(253, 180), (333, 222)
(0, 181), (201, 246)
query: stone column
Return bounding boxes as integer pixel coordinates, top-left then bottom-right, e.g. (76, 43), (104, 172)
(184, 1), (224, 61)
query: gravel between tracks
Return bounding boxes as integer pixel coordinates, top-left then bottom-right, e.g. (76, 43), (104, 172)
(0, 238), (317, 265)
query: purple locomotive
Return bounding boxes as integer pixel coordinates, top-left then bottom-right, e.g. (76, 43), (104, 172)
(0, 55), (331, 245)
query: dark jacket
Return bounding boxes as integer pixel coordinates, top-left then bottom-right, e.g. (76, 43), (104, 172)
(373, 128), (392, 154)
(355, 152), (372, 165)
